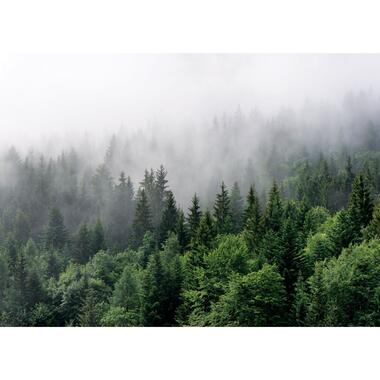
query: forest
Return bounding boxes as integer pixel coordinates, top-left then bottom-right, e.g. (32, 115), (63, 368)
(1, 94), (380, 327)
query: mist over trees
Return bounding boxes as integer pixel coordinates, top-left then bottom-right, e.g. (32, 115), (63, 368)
(1, 90), (380, 326)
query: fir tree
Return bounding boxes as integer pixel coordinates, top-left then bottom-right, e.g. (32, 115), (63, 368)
(264, 181), (283, 233)
(91, 219), (106, 254)
(243, 184), (261, 252)
(348, 173), (373, 243)
(74, 223), (92, 264)
(159, 190), (178, 246)
(187, 193), (202, 243)
(213, 182), (232, 235)
(176, 209), (188, 253)
(142, 251), (165, 326)
(132, 189), (153, 248)
(230, 182), (244, 233)
(45, 207), (68, 250)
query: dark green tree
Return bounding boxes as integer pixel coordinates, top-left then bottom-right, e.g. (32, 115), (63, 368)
(213, 182), (232, 235)
(230, 182), (244, 233)
(74, 223), (92, 264)
(45, 207), (68, 250)
(243, 184), (261, 252)
(348, 173), (373, 243)
(132, 189), (153, 248)
(264, 181), (283, 233)
(91, 219), (107, 254)
(159, 190), (178, 246)
(187, 193), (202, 244)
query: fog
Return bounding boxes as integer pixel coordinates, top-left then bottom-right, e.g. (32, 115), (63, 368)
(1, 54), (380, 207)
(1, 54), (379, 145)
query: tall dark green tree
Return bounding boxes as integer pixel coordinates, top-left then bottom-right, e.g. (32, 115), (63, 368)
(213, 182), (232, 235)
(264, 181), (283, 233)
(159, 190), (178, 246)
(348, 173), (373, 243)
(243, 184), (261, 252)
(187, 193), (202, 244)
(91, 219), (107, 254)
(109, 172), (134, 249)
(132, 189), (152, 248)
(230, 182), (244, 233)
(74, 223), (92, 264)
(142, 251), (165, 326)
(176, 209), (188, 253)
(45, 207), (68, 250)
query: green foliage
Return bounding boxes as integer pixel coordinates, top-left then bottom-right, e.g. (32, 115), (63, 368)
(44, 207), (68, 250)
(306, 240), (380, 326)
(213, 182), (232, 235)
(132, 189), (153, 248)
(209, 264), (286, 326)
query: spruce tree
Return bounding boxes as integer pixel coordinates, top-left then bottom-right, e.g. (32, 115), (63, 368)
(213, 182), (232, 235)
(91, 219), (106, 254)
(348, 173), (373, 242)
(176, 209), (188, 253)
(230, 182), (244, 233)
(132, 189), (152, 248)
(194, 210), (216, 251)
(142, 251), (165, 326)
(159, 190), (178, 246)
(74, 223), (92, 264)
(264, 181), (283, 233)
(45, 207), (68, 250)
(187, 193), (202, 243)
(243, 184), (261, 252)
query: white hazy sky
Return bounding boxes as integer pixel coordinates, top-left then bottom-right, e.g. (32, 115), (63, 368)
(0, 54), (380, 150)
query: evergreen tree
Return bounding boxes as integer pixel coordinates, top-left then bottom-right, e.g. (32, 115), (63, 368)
(187, 193), (202, 243)
(91, 219), (106, 254)
(243, 184), (261, 252)
(176, 209), (188, 253)
(213, 182), (232, 235)
(348, 173), (373, 243)
(45, 207), (68, 250)
(142, 251), (165, 326)
(152, 165), (169, 229)
(264, 181), (283, 233)
(132, 189), (152, 248)
(159, 190), (178, 246)
(109, 172), (134, 249)
(74, 223), (92, 264)
(230, 182), (244, 233)
(194, 211), (216, 251)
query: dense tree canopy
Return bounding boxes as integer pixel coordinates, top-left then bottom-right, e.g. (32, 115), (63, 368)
(1, 117), (380, 326)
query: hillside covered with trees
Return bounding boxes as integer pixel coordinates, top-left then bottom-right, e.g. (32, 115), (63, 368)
(1, 99), (380, 326)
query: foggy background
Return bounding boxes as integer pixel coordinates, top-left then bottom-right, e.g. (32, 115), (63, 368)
(1, 54), (380, 207)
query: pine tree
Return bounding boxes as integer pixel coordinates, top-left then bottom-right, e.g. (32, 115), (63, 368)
(230, 182), (244, 233)
(176, 209), (188, 253)
(109, 172), (134, 249)
(45, 207), (68, 250)
(91, 219), (106, 254)
(348, 173), (373, 243)
(13, 210), (30, 245)
(159, 190), (178, 246)
(153, 165), (168, 224)
(194, 210), (216, 251)
(74, 223), (92, 264)
(25, 270), (44, 309)
(187, 193), (202, 243)
(344, 155), (355, 193)
(213, 182), (232, 235)
(264, 181), (283, 233)
(142, 251), (165, 326)
(132, 189), (153, 248)
(243, 185), (261, 252)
